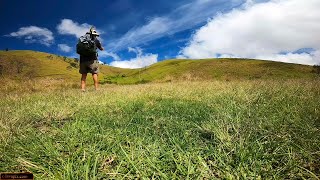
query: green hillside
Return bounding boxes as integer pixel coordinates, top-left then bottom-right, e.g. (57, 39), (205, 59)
(0, 50), (130, 93)
(0, 50), (317, 86)
(104, 58), (316, 84)
(0, 50), (126, 80)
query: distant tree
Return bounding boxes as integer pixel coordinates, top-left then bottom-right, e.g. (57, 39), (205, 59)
(5, 48), (8, 51)
(74, 58), (79, 62)
(63, 56), (67, 62)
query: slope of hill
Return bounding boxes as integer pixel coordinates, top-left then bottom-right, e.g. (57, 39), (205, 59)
(0, 50), (129, 93)
(0, 50), (126, 80)
(0, 50), (317, 87)
(104, 58), (316, 84)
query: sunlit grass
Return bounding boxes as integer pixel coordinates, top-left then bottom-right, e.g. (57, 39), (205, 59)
(1, 50), (317, 86)
(103, 59), (316, 84)
(0, 80), (319, 179)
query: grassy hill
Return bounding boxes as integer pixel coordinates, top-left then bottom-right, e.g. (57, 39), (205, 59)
(0, 50), (128, 92)
(0, 50), (77, 79)
(0, 50), (127, 80)
(0, 50), (318, 87)
(104, 58), (316, 84)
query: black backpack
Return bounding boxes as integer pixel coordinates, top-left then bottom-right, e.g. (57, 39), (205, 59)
(76, 34), (97, 56)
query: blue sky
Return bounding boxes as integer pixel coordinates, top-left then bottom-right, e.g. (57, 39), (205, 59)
(1, 0), (320, 68)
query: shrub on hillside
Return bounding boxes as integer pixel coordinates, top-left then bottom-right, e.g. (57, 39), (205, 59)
(46, 55), (54, 60)
(70, 62), (79, 68)
(61, 57), (80, 68)
(66, 66), (72, 70)
(0, 64), (3, 75)
(312, 64), (320, 75)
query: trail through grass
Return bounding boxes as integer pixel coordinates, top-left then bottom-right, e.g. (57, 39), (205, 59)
(0, 80), (319, 179)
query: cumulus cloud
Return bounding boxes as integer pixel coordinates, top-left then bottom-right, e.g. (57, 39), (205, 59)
(256, 51), (320, 65)
(179, 0), (320, 65)
(58, 44), (72, 52)
(57, 19), (103, 38)
(6, 26), (54, 46)
(98, 60), (105, 64)
(108, 0), (244, 51)
(99, 51), (121, 61)
(109, 47), (158, 69)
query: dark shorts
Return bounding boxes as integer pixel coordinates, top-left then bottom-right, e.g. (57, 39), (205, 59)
(79, 60), (99, 74)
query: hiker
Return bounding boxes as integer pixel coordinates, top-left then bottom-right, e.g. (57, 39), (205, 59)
(77, 27), (104, 91)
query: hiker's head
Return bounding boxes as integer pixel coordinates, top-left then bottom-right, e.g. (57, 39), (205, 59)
(87, 27), (99, 39)
(89, 27), (99, 36)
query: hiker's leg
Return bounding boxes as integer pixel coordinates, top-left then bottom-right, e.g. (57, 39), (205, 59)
(92, 73), (98, 90)
(81, 73), (87, 91)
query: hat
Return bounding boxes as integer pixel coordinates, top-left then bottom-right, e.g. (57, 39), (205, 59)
(89, 27), (99, 36)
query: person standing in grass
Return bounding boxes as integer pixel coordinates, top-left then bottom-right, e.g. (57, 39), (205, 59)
(77, 27), (104, 91)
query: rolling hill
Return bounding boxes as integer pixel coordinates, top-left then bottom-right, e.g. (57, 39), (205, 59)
(0, 50), (317, 86)
(0, 50), (126, 81)
(104, 58), (317, 84)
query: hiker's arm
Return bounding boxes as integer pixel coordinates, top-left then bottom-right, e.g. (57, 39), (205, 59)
(96, 39), (104, 51)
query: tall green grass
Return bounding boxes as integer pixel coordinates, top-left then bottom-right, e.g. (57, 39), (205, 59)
(0, 80), (319, 179)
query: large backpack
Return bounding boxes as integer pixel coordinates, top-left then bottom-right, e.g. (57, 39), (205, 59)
(76, 34), (97, 56)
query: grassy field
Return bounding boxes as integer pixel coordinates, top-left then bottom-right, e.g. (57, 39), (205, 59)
(0, 80), (319, 179)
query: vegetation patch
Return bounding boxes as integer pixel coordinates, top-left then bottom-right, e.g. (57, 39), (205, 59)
(0, 81), (319, 179)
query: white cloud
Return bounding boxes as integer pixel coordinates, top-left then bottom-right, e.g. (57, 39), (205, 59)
(108, 0), (244, 51)
(179, 0), (320, 65)
(57, 19), (103, 38)
(98, 60), (105, 64)
(58, 44), (72, 53)
(6, 26), (54, 46)
(109, 47), (158, 69)
(128, 47), (143, 56)
(99, 51), (121, 61)
(256, 52), (320, 65)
